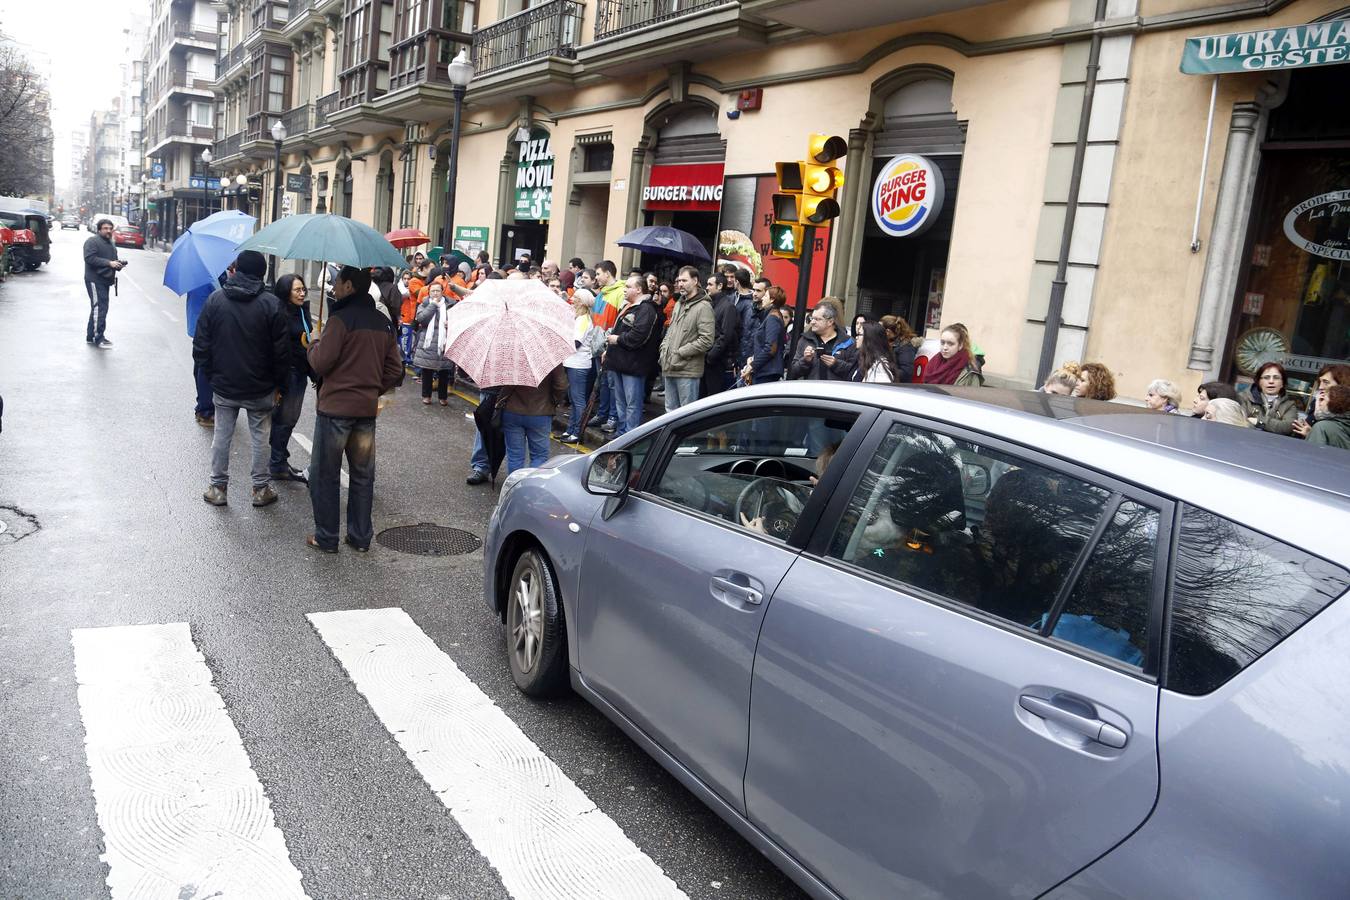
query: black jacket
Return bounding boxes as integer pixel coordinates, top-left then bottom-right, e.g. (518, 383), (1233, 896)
(280, 299), (315, 380)
(83, 234), (119, 283)
(191, 272), (289, 401)
(604, 296), (663, 376)
(706, 291), (741, 370)
(788, 329), (858, 381)
(894, 340), (918, 384)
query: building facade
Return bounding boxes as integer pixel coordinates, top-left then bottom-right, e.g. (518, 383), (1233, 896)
(144, 0), (223, 241)
(208, 0), (1350, 399)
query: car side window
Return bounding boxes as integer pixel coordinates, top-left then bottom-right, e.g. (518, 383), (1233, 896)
(1167, 506), (1350, 695)
(826, 422), (1111, 630)
(650, 412), (854, 541)
(1046, 500), (1160, 667)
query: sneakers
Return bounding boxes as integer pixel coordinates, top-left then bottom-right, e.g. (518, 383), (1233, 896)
(306, 534), (338, 554)
(465, 470), (488, 486)
(270, 465), (308, 484)
(601, 419), (618, 434)
(202, 485), (227, 506)
(94, 338), (113, 349)
(251, 485), (279, 507)
(557, 432), (578, 444)
(195, 413), (215, 427)
(586, 415), (605, 427)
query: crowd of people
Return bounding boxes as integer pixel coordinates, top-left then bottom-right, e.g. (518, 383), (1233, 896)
(181, 238), (1349, 550)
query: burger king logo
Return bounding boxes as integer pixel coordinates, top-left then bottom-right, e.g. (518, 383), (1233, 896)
(871, 154), (944, 238)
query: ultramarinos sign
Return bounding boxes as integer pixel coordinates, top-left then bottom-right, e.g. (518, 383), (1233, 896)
(1181, 20), (1350, 74)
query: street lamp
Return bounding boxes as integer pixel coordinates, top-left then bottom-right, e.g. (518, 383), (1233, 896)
(200, 148), (213, 226)
(270, 119), (287, 281)
(441, 48), (474, 250)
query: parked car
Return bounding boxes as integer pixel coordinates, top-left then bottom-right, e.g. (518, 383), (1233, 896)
(112, 224), (144, 249)
(87, 214), (129, 233)
(483, 382), (1350, 900)
(60, 215), (80, 230)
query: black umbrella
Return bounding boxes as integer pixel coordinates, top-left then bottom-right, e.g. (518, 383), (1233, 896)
(615, 225), (711, 263)
(472, 389), (507, 485)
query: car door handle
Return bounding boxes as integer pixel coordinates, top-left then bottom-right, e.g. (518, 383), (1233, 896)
(710, 575), (763, 606)
(1019, 694), (1128, 749)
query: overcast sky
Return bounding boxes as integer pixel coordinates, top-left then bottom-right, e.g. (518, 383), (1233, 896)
(2, 0), (144, 192)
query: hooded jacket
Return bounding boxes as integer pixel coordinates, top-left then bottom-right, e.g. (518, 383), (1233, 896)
(788, 329), (857, 381)
(307, 293), (405, 418)
(191, 272), (289, 401)
(1240, 387), (1302, 436)
(659, 289), (716, 379)
(1306, 413), (1350, 450)
(604, 294), (663, 376)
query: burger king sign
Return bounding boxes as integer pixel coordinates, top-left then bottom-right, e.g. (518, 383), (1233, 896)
(871, 154), (944, 237)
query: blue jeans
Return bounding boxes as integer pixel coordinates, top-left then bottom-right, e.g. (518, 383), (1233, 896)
(593, 359), (613, 420)
(268, 370), (309, 473)
(308, 413), (377, 551)
(565, 366), (593, 435)
(210, 392), (273, 488)
(470, 391), (489, 474)
(663, 376), (700, 412)
(193, 363), (214, 417)
(501, 411), (551, 473)
(613, 372), (646, 436)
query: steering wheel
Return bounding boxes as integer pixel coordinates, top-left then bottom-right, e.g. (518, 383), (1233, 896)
(734, 477), (812, 540)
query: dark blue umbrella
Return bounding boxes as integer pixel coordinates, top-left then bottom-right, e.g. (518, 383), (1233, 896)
(615, 225), (711, 263)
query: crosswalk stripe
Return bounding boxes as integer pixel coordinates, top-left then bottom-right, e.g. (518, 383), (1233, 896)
(291, 432), (348, 487)
(72, 623), (308, 900)
(308, 607), (686, 900)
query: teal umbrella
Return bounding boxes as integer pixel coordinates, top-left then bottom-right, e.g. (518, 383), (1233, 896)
(235, 213), (409, 270)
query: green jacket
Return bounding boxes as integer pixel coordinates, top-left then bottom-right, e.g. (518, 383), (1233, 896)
(659, 290), (715, 378)
(1240, 391), (1302, 435)
(1307, 413), (1350, 450)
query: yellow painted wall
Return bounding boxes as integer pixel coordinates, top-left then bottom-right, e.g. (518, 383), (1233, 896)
(1087, 0), (1347, 397)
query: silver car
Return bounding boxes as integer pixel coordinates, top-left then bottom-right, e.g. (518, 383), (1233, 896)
(482, 382), (1350, 899)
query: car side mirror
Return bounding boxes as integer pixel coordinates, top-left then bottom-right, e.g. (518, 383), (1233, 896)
(584, 451), (631, 497)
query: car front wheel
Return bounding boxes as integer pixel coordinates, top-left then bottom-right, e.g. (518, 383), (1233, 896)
(505, 548), (568, 697)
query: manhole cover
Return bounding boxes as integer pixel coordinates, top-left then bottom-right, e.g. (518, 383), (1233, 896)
(376, 523), (482, 556)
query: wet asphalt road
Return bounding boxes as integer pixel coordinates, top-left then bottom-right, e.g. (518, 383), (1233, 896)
(0, 229), (806, 900)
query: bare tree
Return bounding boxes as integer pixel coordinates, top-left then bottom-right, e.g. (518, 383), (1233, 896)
(0, 38), (55, 199)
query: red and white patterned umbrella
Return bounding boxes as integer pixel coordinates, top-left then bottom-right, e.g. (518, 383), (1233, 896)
(442, 278), (574, 388)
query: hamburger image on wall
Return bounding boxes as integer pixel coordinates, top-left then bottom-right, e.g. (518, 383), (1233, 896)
(717, 229), (762, 278)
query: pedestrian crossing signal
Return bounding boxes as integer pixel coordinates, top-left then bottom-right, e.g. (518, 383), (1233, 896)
(770, 223), (803, 259)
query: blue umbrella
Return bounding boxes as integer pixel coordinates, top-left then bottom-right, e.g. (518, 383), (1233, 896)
(162, 210), (257, 296)
(235, 213), (409, 270)
(615, 225), (711, 263)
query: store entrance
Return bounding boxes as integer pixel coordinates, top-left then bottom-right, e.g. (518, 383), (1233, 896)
(501, 221), (548, 266)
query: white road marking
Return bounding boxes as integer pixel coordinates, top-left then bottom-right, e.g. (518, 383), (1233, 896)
(71, 623), (308, 900)
(308, 608), (687, 900)
(291, 432), (347, 487)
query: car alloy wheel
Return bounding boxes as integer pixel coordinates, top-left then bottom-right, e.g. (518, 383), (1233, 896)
(505, 548), (568, 697)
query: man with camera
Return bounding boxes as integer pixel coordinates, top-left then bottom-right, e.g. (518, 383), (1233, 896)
(83, 219), (125, 349)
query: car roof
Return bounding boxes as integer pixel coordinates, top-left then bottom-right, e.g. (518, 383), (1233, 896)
(710, 382), (1350, 562)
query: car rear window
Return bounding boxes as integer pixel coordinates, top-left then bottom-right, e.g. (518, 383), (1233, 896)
(1165, 505), (1350, 695)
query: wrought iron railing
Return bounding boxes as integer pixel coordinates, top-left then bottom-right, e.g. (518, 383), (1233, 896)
(314, 91), (338, 127)
(472, 0), (582, 75)
(172, 25), (217, 42)
(594, 0), (727, 39)
(282, 103), (312, 136)
(215, 44), (245, 78)
(216, 132), (243, 158)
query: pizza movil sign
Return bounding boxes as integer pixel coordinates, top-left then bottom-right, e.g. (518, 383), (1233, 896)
(872, 154), (945, 238)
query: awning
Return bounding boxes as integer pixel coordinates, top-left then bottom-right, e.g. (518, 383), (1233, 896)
(1181, 20), (1349, 74)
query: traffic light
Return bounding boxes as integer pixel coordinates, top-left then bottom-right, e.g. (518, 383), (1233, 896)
(769, 222), (803, 259)
(800, 132), (845, 224)
(771, 133), (846, 258)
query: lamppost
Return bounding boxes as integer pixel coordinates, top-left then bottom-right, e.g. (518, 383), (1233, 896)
(270, 119), (288, 281)
(200, 147), (213, 226)
(441, 48), (474, 251)
(235, 172), (248, 215)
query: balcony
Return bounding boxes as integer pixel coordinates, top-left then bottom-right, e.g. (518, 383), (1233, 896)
(169, 71), (217, 93)
(473, 0), (582, 75)
(215, 44), (245, 80)
(577, 0), (768, 75)
(282, 103), (313, 137)
(314, 91), (338, 129)
(215, 131), (243, 159)
(171, 24), (217, 45)
(146, 118), (216, 156)
(594, 0), (723, 38)
(740, 0), (994, 34)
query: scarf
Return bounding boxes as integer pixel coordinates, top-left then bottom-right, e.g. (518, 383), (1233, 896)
(421, 300), (453, 351)
(923, 347), (970, 385)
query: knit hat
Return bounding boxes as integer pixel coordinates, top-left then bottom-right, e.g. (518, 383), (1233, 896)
(236, 250), (267, 278)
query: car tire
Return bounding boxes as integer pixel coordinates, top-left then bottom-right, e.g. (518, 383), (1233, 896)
(505, 548), (568, 697)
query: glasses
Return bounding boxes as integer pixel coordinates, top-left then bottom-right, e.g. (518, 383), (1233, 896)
(293, 286), (308, 293)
